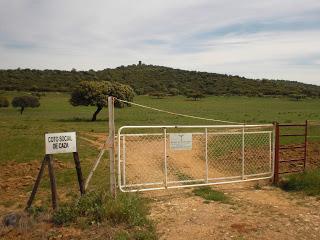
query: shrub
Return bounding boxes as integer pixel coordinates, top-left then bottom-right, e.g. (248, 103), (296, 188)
(52, 205), (77, 226)
(105, 193), (150, 226)
(149, 92), (166, 99)
(0, 96), (9, 107)
(52, 191), (155, 234)
(289, 94), (307, 101)
(168, 88), (179, 96)
(27, 206), (47, 218)
(279, 168), (320, 196)
(52, 191), (106, 226)
(76, 191), (107, 223)
(185, 91), (205, 101)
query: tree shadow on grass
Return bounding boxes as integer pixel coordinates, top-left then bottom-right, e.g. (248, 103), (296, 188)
(56, 117), (107, 123)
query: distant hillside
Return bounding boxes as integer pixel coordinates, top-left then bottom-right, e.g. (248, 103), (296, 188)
(0, 64), (319, 97)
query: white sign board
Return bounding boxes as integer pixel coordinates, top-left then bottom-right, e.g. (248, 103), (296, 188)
(45, 132), (77, 154)
(170, 133), (193, 150)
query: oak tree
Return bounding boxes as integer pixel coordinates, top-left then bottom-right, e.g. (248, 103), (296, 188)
(12, 96), (40, 114)
(70, 81), (134, 121)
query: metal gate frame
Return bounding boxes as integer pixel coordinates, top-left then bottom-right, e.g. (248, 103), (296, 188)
(274, 121), (308, 183)
(118, 124), (275, 192)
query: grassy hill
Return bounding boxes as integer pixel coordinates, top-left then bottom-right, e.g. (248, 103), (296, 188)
(1, 64), (320, 97)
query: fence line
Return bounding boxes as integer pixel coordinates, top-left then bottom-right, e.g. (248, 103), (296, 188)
(115, 98), (244, 125)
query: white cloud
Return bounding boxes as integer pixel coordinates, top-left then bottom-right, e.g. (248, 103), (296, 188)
(0, 0), (320, 84)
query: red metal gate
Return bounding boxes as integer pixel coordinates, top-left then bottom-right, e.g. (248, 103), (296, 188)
(274, 121), (308, 183)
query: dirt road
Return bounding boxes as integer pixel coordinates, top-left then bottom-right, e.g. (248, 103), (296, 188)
(147, 184), (320, 240)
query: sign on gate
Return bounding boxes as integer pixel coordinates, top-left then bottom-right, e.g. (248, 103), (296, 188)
(170, 133), (193, 150)
(45, 132), (77, 154)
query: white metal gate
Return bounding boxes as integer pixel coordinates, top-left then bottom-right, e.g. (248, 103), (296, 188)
(118, 124), (274, 192)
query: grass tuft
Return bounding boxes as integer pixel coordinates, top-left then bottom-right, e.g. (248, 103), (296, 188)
(52, 191), (157, 239)
(193, 186), (229, 203)
(52, 205), (77, 226)
(279, 168), (320, 196)
(27, 205), (48, 218)
(254, 183), (262, 190)
(105, 192), (151, 227)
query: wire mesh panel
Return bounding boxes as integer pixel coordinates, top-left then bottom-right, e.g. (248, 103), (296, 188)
(118, 125), (274, 192)
(244, 132), (272, 177)
(207, 132), (243, 180)
(119, 134), (165, 191)
(167, 132), (206, 186)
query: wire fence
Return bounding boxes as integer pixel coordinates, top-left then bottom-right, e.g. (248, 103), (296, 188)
(307, 120), (320, 169)
(117, 124), (274, 192)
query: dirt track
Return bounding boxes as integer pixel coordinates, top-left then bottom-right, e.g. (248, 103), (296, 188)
(147, 184), (320, 240)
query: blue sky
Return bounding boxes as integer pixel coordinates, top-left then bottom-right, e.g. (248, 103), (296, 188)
(0, 0), (320, 85)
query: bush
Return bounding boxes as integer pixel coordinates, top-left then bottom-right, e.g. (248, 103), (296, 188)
(27, 205), (47, 218)
(0, 96), (9, 107)
(149, 92), (166, 99)
(185, 91), (205, 101)
(76, 191), (107, 223)
(289, 94), (307, 101)
(52, 191), (155, 234)
(52, 205), (77, 226)
(279, 168), (320, 196)
(168, 88), (179, 96)
(105, 192), (150, 226)
(53, 191), (107, 226)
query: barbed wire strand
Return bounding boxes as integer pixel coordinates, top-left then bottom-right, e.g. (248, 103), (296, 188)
(115, 98), (244, 125)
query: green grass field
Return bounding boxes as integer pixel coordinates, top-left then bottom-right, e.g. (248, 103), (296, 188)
(1, 91), (320, 165)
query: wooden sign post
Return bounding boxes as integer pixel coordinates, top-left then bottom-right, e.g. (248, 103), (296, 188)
(26, 132), (85, 211)
(108, 96), (116, 198)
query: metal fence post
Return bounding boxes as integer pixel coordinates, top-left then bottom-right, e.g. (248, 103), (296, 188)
(164, 128), (168, 188)
(205, 128), (209, 183)
(304, 120), (308, 171)
(274, 122), (280, 184)
(269, 131), (273, 174)
(241, 125), (245, 179)
(272, 123), (276, 179)
(122, 135), (126, 186)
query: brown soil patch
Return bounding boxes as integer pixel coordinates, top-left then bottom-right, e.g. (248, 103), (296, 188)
(148, 184), (320, 240)
(1, 220), (116, 240)
(0, 160), (72, 215)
